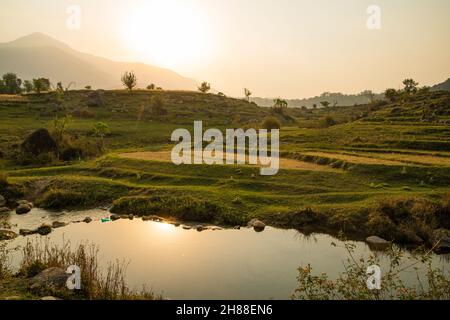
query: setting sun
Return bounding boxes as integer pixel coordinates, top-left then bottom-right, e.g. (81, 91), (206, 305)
(122, 0), (212, 71)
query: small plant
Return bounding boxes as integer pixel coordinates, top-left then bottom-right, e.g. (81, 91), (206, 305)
(292, 240), (449, 300)
(262, 116), (281, 130)
(244, 88), (252, 102)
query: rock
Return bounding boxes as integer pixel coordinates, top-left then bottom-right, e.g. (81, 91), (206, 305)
(0, 229), (18, 240)
(21, 128), (58, 157)
(248, 219), (266, 232)
(29, 267), (69, 293)
(17, 200), (33, 208)
(128, 214), (134, 220)
(20, 229), (37, 236)
(16, 204), (31, 215)
(40, 296), (61, 300)
(196, 225), (205, 232)
(432, 229), (450, 253)
(83, 217), (92, 223)
(366, 236), (390, 249)
(173, 222), (181, 227)
(110, 214), (121, 221)
(0, 195), (5, 207)
(0, 207), (11, 214)
(52, 221), (67, 228)
(182, 225), (192, 230)
(233, 226), (241, 230)
(212, 227), (223, 231)
(37, 223), (52, 236)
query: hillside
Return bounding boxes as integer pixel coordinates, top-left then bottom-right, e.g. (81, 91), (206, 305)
(0, 89), (449, 247)
(431, 78), (450, 92)
(0, 33), (198, 90)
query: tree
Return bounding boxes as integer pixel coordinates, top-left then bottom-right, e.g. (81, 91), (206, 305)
(320, 101), (330, 108)
(92, 122), (110, 150)
(244, 88), (252, 102)
(32, 78), (51, 94)
(198, 82), (211, 93)
(384, 88), (398, 102)
(403, 79), (419, 94)
(147, 84), (156, 90)
(361, 90), (375, 102)
(121, 71), (137, 91)
(2, 73), (22, 94)
(23, 80), (34, 93)
(51, 115), (72, 145)
(272, 98), (288, 115)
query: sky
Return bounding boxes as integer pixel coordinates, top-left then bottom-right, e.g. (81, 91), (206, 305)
(0, 0), (449, 98)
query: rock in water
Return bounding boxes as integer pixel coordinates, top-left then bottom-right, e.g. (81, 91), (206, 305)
(16, 204), (32, 215)
(0, 207), (11, 214)
(248, 219), (266, 232)
(37, 223), (52, 236)
(21, 128), (58, 156)
(366, 236), (390, 249)
(52, 221), (67, 228)
(83, 217), (92, 223)
(0, 229), (18, 240)
(110, 214), (121, 221)
(20, 229), (36, 236)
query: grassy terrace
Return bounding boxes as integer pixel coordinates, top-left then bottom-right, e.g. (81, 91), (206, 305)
(1, 89), (449, 244)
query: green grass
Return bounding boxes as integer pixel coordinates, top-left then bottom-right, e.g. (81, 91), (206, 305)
(1, 89), (449, 245)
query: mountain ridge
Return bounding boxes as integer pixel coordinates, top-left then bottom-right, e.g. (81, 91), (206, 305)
(0, 33), (198, 90)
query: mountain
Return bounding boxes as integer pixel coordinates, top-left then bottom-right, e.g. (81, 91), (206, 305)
(251, 92), (384, 108)
(431, 78), (450, 92)
(0, 33), (198, 90)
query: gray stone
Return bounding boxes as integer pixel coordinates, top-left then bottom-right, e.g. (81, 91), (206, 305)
(37, 223), (52, 236)
(248, 219), (266, 232)
(110, 214), (121, 221)
(17, 200), (33, 208)
(40, 296), (61, 300)
(16, 204), (32, 215)
(29, 268), (69, 293)
(83, 217), (92, 223)
(0, 229), (18, 240)
(0, 207), (11, 214)
(20, 229), (37, 236)
(366, 236), (390, 247)
(52, 221), (67, 228)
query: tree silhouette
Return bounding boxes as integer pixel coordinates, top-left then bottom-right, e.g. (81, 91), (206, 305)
(244, 88), (252, 102)
(121, 71), (137, 91)
(198, 82), (211, 93)
(403, 79), (419, 94)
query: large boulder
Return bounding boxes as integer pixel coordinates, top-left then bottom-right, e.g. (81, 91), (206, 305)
(0, 229), (18, 240)
(431, 229), (450, 253)
(29, 267), (70, 293)
(16, 204), (32, 215)
(21, 128), (58, 156)
(52, 221), (67, 228)
(248, 219), (266, 232)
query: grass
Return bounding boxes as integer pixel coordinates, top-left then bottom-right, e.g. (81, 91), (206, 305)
(0, 239), (161, 300)
(0, 89), (449, 246)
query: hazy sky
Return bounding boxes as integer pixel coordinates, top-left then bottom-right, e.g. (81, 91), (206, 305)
(0, 0), (449, 98)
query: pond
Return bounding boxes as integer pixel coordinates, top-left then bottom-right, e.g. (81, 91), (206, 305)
(3, 208), (449, 299)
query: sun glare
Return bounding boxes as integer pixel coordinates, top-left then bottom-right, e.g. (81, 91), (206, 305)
(122, 0), (211, 71)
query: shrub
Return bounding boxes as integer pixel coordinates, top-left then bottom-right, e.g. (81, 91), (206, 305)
(37, 189), (87, 209)
(151, 95), (167, 116)
(320, 116), (337, 128)
(262, 116), (281, 130)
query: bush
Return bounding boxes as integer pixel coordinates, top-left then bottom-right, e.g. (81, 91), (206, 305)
(262, 116), (281, 130)
(37, 189), (87, 209)
(320, 116), (337, 128)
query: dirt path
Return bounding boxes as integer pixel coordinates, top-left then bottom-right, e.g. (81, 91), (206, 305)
(118, 151), (341, 172)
